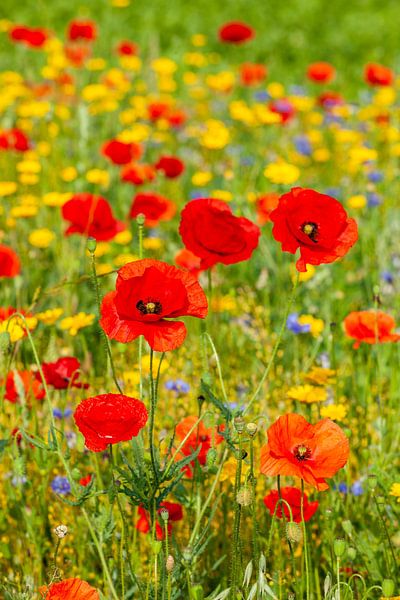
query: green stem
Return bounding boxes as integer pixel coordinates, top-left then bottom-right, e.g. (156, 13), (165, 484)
(301, 479), (311, 600)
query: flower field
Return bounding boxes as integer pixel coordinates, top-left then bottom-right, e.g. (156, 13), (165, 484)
(0, 1), (399, 598)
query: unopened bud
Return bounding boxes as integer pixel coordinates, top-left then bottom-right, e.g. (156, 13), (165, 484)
(166, 555), (175, 573)
(236, 486), (252, 506)
(382, 579), (395, 598)
(367, 475), (378, 491)
(86, 237), (97, 254)
(333, 538), (347, 558)
(234, 416), (245, 434)
(151, 540), (162, 555)
(246, 422), (258, 437)
(54, 525), (68, 539)
(182, 546), (193, 563)
(286, 522), (302, 543)
(160, 508), (169, 522)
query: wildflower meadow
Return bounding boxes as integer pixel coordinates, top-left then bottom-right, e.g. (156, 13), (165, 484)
(0, 1), (399, 598)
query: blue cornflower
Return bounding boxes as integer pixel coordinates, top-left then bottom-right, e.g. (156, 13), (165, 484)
(367, 192), (381, 207)
(351, 481), (364, 496)
(368, 170), (383, 183)
(165, 379), (190, 395)
(51, 476), (71, 495)
(287, 313), (310, 334)
(294, 135), (312, 156)
(381, 271), (394, 284)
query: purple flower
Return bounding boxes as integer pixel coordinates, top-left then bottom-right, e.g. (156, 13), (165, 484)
(286, 313), (310, 334)
(51, 476), (71, 495)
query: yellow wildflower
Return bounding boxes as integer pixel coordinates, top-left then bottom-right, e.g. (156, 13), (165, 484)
(264, 161), (300, 185)
(303, 367), (336, 386)
(29, 228), (55, 248)
(61, 167), (78, 182)
(287, 385), (327, 404)
(389, 483), (400, 502)
(0, 182), (17, 197)
(320, 404), (347, 421)
(35, 308), (63, 325)
(86, 169), (110, 186)
(298, 315), (324, 337)
(60, 313), (95, 336)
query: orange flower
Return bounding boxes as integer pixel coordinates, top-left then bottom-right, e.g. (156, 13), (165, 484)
(343, 310), (400, 349)
(260, 414), (349, 491)
(39, 577), (99, 599)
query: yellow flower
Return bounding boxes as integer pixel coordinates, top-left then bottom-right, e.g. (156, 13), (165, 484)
(303, 367), (336, 386)
(192, 171), (213, 186)
(10, 205), (38, 218)
(291, 263), (315, 283)
(86, 169), (110, 186)
(143, 238), (163, 250)
(114, 253), (139, 266)
(151, 58), (177, 75)
(43, 192), (72, 207)
(191, 34), (207, 47)
(287, 385), (327, 404)
(0, 315), (37, 343)
(200, 120), (230, 150)
(35, 308), (63, 325)
(211, 296), (237, 313)
(313, 148), (331, 162)
(0, 182), (17, 197)
(220, 457), (238, 484)
(298, 315), (324, 337)
(348, 195), (367, 209)
(61, 167), (78, 182)
(29, 228), (55, 248)
(264, 161), (300, 185)
(389, 483), (400, 502)
(87, 58), (107, 71)
(60, 313), (95, 336)
(96, 263), (114, 275)
(16, 160), (41, 174)
(320, 404), (347, 421)
(206, 71), (235, 93)
(267, 82), (285, 98)
(211, 190), (232, 203)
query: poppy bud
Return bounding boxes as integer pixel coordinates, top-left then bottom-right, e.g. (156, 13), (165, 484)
(151, 540), (162, 555)
(136, 213), (146, 226)
(246, 422), (258, 437)
(182, 546), (193, 564)
(342, 520), (353, 535)
(236, 486), (252, 506)
(166, 555), (175, 573)
(382, 579), (395, 598)
(54, 524), (68, 539)
(286, 522), (302, 543)
(86, 237), (97, 254)
(192, 585), (204, 600)
(0, 331), (11, 353)
(333, 538), (347, 558)
(347, 547), (356, 560)
(234, 416), (245, 434)
(206, 448), (217, 468)
(160, 508), (169, 522)
(368, 475), (378, 491)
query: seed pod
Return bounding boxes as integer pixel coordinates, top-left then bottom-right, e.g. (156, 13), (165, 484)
(236, 486), (252, 506)
(234, 416), (245, 434)
(86, 237), (97, 253)
(160, 508), (169, 522)
(166, 555), (175, 573)
(246, 422), (258, 437)
(382, 579), (395, 598)
(333, 538), (347, 558)
(54, 525), (68, 539)
(286, 522), (302, 543)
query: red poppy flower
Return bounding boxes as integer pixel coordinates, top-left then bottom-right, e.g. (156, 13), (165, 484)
(364, 63), (394, 86)
(219, 21), (255, 44)
(136, 501), (183, 540)
(39, 577), (99, 599)
(68, 20), (97, 42)
(0, 245), (20, 278)
(306, 62), (336, 83)
(74, 393), (148, 452)
(62, 193), (125, 241)
(148, 101), (170, 121)
(255, 193), (280, 225)
(65, 44), (91, 67)
(79, 474), (92, 486)
(343, 310), (400, 349)
(167, 109), (187, 127)
(175, 415), (224, 475)
(121, 163), (156, 186)
(263, 486), (319, 523)
(260, 414), (349, 491)
(4, 370), (45, 403)
(179, 198), (260, 269)
(101, 139), (142, 165)
(9, 25), (48, 48)
(240, 63), (267, 86)
(269, 99), (296, 124)
(117, 40), (138, 55)
(270, 187), (358, 272)
(174, 248), (203, 278)
(155, 155), (185, 178)
(129, 192), (176, 227)
(42, 357), (88, 390)
(0, 128), (30, 152)
(100, 259), (208, 352)
(318, 91), (344, 109)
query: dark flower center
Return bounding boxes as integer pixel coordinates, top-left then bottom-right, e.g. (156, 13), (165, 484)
(301, 222), (318, 243)
(136, 300), (162, 315)
(293, 444), (312, 461)
(199, 434), (209, 442)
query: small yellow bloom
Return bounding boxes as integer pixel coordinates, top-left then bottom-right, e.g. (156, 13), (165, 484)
(298, 315), (324, 337)
(114, 230), (133, 245)
(29, 228), (55, 248)
(60, 313), (95, 336)
(220, 457), (238, 484)
(151, 58), (177, 75)
(267, 82), (285, 98)
(320, 404), (347, 421)
(191, 34), (207, 47)
(211, 296), (237, 313)
(0, 315), (37, 343)
(348, 195), (367, 209)
(389, 483), (400, 502)
(287, 384), (327, 404)
(43, 192), (72, 207)
(303, 367), (336, 386)
(192, 171), (212, 186)
(96, 263), (114, 275)
(10, 205), (38, 218)
(114, 253), (139, 266)
(264, 161), (300, 185)
(86, 169), (110, 187)
(61, 167), (78, 182)
(0, 182), (17, 197)
(143, 238), (163, 250)
(211, 190), (232, 202)
(35, 308), (63, 325)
